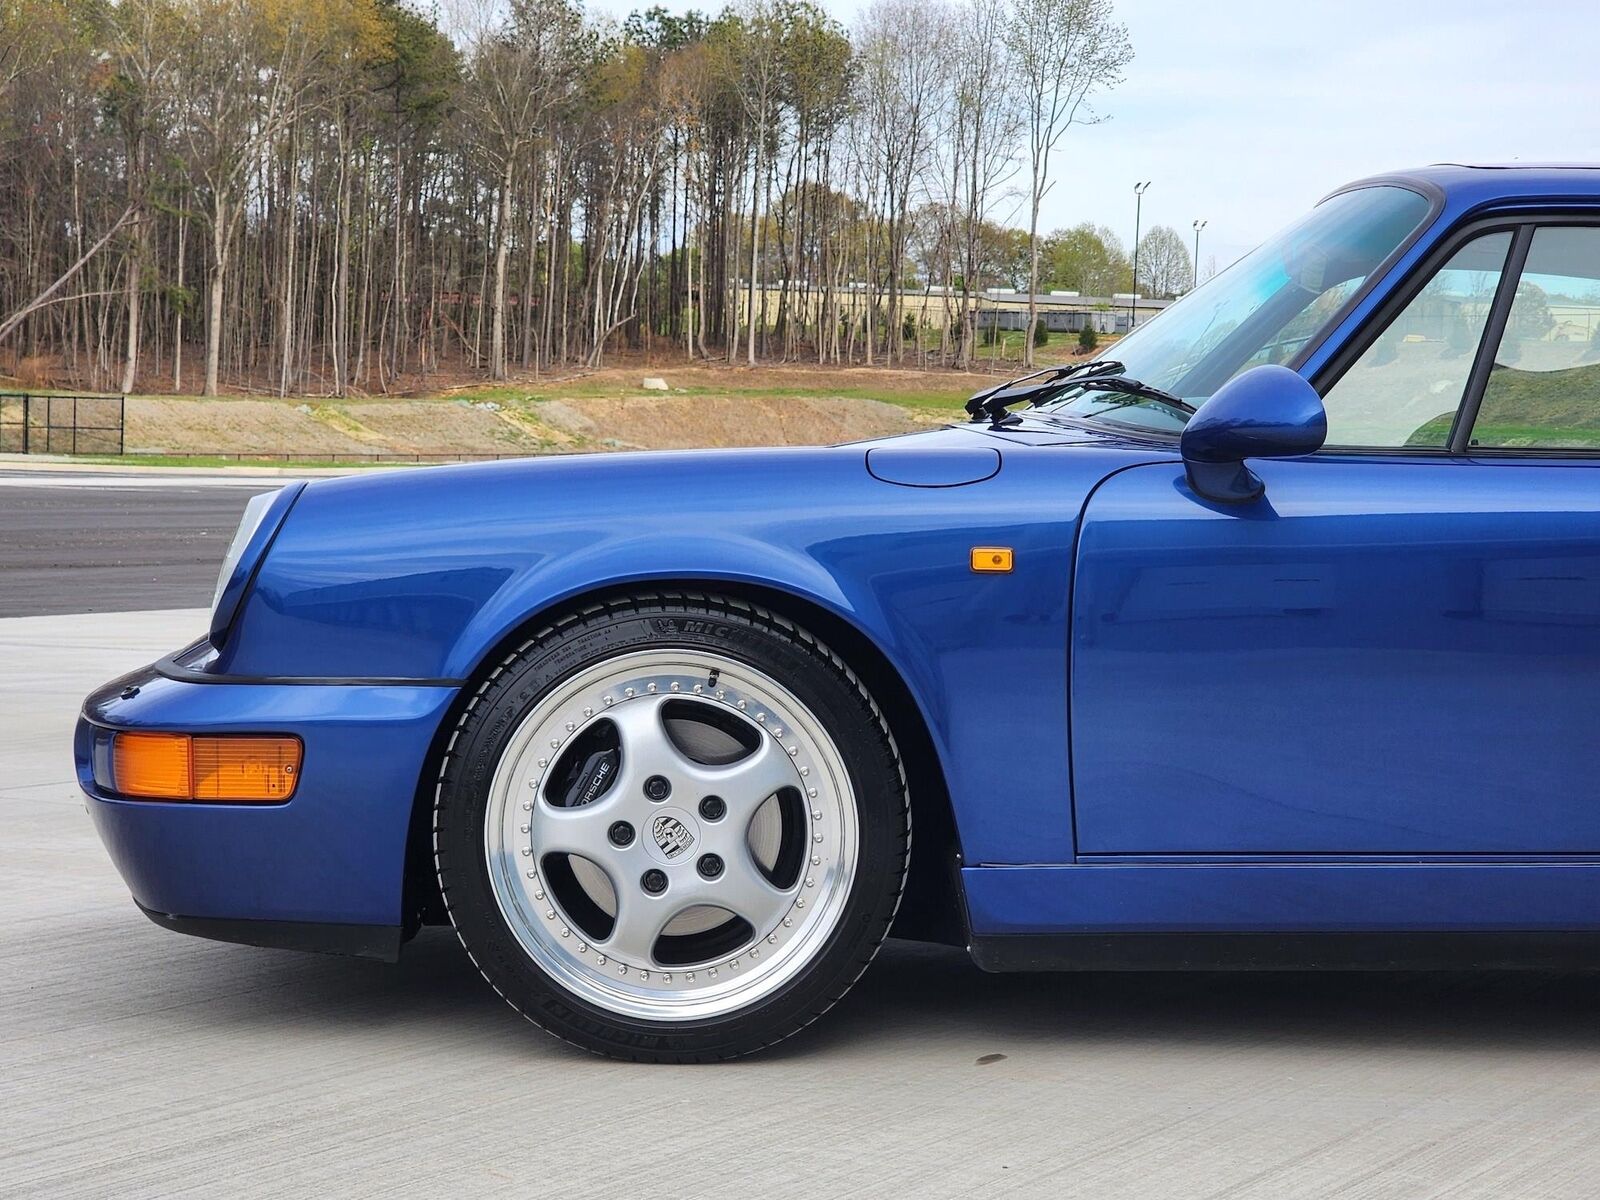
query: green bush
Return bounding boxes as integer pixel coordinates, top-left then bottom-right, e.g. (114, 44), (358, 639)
(1078, 323), (1099, 353)
(1032, 319), (1049, 347)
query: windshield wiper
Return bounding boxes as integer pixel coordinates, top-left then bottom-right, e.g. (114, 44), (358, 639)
(965, 360), (1124, 424)
(1067, 374), (1194, 414)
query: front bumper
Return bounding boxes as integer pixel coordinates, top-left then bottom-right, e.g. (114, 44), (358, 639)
(76, 664), (459, 954)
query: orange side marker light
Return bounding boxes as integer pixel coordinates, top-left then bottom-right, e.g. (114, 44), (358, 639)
(970, 547), (1014, 573)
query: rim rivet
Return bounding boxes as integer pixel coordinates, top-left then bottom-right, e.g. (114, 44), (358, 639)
(521, 847), (532, 856)
(805, 878), (815, 887)
(526, 870), (536, 878)
(801, 767), (810, 777)
(783, 918), (793, 927)
(561, 927), (570, 938)
(647, 683), (657, 693)
(812, 810), (822, 820)
(565, 721), (576, 732)
(751, 947), (759, 957)
(813, 833), (823, 843)
(642, 869), (668, 894)
(522, 801), (533, 811)
(534, 890), (545, 901)
(546, 910), (556, 919)
(598, 955), (607, 965)
(807, 788), (817, 798)
(788, 746), (799, 757)
(771, 727), (784, 737)
(604, 695), (614, 706)
(549, 738), (560, 748)
(670, 682), (680, 692)
(811, 855), (820, 866)
(584, 707), (593, 717)
(619, 964), (628, 975)
(625, 688), (635, 697)
(520, 824), (529, 834)
(692, 685), (702, 694)
(768, 934), (777, 943)
(687, 972), (695, 981)
(738, 701), (747, 710)
(664, 973), (672, 982)
(609, 821), (635, 847)
(795, 899), (806, 909)
(578, 943), (588, 953)
(710, 967), (718, 977)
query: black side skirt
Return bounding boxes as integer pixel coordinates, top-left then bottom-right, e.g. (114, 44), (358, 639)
(968, 931), (1600, 974)
(138, 902), (403, 962)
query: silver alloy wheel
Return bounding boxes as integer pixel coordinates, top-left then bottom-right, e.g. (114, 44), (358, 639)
(484, 648), (859, 1022)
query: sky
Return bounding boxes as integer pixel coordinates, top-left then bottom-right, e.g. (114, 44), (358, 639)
(577, 0), (1600, 271)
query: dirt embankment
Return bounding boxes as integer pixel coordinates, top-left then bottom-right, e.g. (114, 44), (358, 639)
(119, 364), (974, 457)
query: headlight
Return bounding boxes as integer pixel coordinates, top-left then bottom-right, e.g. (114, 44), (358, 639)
(209, 483), (306, 646)
(212, 489), (279, 611)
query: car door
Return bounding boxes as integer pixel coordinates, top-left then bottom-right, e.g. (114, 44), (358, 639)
(1071, 220), (1600, 855)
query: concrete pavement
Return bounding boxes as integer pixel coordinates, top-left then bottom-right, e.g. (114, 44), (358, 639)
(4, 607), (1600, 1197)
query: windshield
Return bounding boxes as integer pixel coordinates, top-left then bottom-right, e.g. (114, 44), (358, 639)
(1039, 184), (1434, 433)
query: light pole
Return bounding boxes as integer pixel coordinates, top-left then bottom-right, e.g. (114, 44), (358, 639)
(1192, 219), (1207, 291)
(1129, 181), (1150, 332)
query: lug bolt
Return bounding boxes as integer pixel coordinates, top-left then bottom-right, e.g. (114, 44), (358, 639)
(644, 775), (671, 801)
(641, 869), (668, 895)
(608, 821), (635, 847)
(697, 853), (724, 880)
(699, 795), (726, 821)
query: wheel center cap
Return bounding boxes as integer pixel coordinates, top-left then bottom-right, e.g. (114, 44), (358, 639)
(644, 807), (700, 865)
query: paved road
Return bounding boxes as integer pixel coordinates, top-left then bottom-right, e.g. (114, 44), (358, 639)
(5, 608), (1600, 1198)
(0, 471), (277, 617)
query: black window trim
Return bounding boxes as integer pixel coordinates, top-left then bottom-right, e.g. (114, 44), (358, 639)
(1310, 209), (1600, 460)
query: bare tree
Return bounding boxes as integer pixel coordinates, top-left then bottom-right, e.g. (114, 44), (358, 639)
(1136, 224), (1192, 299)
(944, 0), (1020, 368)
(854, 0), (947, 364)
(1008, 0), (1131, 365)
(458, 0), (583, 379)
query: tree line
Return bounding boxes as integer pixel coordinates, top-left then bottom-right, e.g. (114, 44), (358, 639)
(0, 0), (1184, 397)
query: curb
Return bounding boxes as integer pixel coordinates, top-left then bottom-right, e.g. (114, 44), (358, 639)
(0, 454), (403, 478)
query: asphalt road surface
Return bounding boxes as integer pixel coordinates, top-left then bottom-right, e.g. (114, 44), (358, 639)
(5, 482), (1600, 1197)
(0, 470), (276, 616)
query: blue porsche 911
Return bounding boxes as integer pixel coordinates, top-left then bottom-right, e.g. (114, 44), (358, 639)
(78, 164), (1600, 1060)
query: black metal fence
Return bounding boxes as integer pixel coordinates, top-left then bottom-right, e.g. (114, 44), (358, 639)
(0, 393), (125, 455)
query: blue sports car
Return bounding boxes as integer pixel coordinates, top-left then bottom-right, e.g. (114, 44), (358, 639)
(78, 165), (1600, 1060)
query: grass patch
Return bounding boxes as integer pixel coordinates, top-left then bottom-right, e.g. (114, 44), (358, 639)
(72, 454), (439, 469)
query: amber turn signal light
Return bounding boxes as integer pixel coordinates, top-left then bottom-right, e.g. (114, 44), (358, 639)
(112, 732), (301, 803)
(970, 546), (1014, 573)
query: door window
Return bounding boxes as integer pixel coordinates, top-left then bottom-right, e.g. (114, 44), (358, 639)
(1470, 226), (1600, 450)
(1321, 232), (1512, 447)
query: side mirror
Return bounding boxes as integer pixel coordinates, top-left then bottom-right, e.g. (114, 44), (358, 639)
(1180, 364), (1327, 503)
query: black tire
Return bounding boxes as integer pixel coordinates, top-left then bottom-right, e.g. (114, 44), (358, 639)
(432, 592), (909, 1062)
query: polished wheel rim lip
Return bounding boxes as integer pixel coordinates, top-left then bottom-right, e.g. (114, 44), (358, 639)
(484, 647), (859, 1023)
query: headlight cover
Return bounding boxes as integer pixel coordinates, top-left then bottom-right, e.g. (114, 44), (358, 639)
(209, 482), (306, 647)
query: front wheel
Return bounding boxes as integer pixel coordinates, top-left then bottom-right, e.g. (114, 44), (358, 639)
(432, 595), (909, 1061)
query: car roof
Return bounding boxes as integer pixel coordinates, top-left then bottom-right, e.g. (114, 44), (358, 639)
(1335, 163), (1600, 211)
